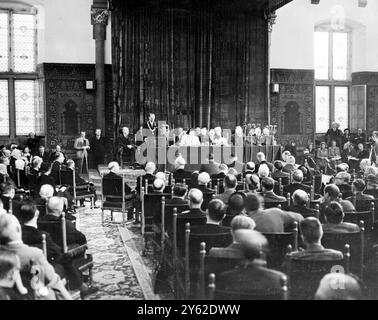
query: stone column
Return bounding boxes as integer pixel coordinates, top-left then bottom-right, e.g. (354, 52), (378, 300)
(91, 7), (109, 132)
(264, 10), (277, 126)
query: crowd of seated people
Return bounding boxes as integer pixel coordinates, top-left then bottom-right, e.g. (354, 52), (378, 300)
(134, 136), (378, 300)
(0, 139), (99, 300)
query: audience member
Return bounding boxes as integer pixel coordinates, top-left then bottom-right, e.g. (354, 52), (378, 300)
(261, 177), (286, 202)
(322, 202), (360, 233)
(288, 190), (318, 218)
(283, 170), (311, 196)
(245, 193), (303, 233)
(288, 217), (344, 261)
(214, 174), (237, 205)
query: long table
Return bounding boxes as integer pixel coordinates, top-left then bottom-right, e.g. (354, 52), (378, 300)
(136, 143), (282, 172)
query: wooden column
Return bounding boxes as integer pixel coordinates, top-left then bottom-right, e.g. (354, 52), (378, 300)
(91, 6), (109, 132)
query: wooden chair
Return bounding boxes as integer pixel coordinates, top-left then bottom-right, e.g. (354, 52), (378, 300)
(38, 213), (94, 288)
(163, 203), (190, 236)
(101, 174), (133, 225)
(285, 244), (350, 300)
(60, 169), (95, 210)
(198, 242), (244, 300)
(344, 203), (375, 231)
(207, 272), (289, 300)
(322, 221), (365, 277)
(263, 221), (298, 269)
(264, 200), (288, 210)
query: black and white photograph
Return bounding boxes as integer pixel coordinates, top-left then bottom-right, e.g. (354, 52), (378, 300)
(0, 0), (378, 306)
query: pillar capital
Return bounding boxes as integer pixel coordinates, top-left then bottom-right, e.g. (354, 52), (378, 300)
(91, 7), (110, 26)
(264, 10), (277, 33)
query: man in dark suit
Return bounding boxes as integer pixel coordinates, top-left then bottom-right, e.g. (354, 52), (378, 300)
(283, 169), (311, 196)
(103, 162), (135, 201)
(213, 229), (287, 299)
(50, 152), (65, 186)
(322, 202), (360, 233)
(261, 177), (286, 202)
(26, 132), (40, 155)
(29, 156), (42, 176)
(38, 197), (87, 247)
(200, 153), (221, 176)
(17, 200), (98, 297)
(243, 162), (256, 177)
(143, 113), (158, 138)
(165, 183), (188, 206)
(190, 199), (230, 235)
(173, 157), (191, 183)
(90, 128), (107, 169)
(35, 162), (55, 196)
(178, 188), (207, 227)
(288, 217), (344, 261)
(283, 156), (297, 175)
(35, 145), (50, 163)
(115, 127), (135, 165)
(346, 179), (374, 209)
(246, 193), (303, 233)
(214, 174), (237, 206)
(0, 181), (17, 213)
(288, 190), (318, 218)
(136, 161), (156, 193)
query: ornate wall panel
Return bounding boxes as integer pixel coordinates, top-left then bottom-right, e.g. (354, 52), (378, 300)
(40, 63), (113, 157)
(270, 69), (315, 147)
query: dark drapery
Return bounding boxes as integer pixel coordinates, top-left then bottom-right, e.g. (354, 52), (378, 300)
(111, 0), (268, 135)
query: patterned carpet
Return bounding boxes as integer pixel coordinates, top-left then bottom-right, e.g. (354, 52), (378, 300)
(78, 206), (145, 300)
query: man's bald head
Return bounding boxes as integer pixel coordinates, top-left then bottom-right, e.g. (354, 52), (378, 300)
(293, 189), (309, 206)
(315, 273), (363, 300)
(0, 214), (22, 244)
(47, 197), (64, 216)
(188, 188), (203, 207)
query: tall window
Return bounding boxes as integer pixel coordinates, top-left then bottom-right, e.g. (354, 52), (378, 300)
(0, 8), (44, 137)
(314, 26), (351, 133)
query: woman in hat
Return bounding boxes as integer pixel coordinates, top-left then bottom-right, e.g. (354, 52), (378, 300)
(325, 122), (342, 147)
(316, 142), (330, 174)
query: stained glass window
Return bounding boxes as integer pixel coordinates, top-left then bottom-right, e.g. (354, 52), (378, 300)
(0, 80), (10, 135)
(15, 80), (37, 135)
(314, 31), (329, 80)
(333, 33), (348, 81)
(316, 86), (330, 133)
(334, 86), (349, 130)
(0, 13), (9, 72)
(12, 13), (36, 73)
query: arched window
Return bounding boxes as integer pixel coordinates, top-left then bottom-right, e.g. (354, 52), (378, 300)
(314, 20), (352, 133)
(0, 2), (44, 138)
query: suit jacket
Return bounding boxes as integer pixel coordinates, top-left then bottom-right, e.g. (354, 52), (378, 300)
(322, 222), (360, 234)
(173, 169), (192, 182)
(346, 192), (374, 206)
(73, 137), (90, 159)
(338, 184), (353, 199)
(214, 189), (235, 205)
(283, 183), (311, 196)
(35, 150), (51, 163)
(271, 171), (290, 181)
(50, 161), (61, 186)
(143, 120), (158, 136)
(90, 136), (107, 158)
(103, 172), (132, 196)
(38, 214), (87, 247)
(215, 262), (287, 298)
(177, 208), (207, 226)
(263, 191), (286, 202)
(136, 173), (155, 192)
(200, 160), (221, 176)
(288, 244), (343, 261)
(165, 197), (188, 206)
(21, 225), (63, 263)
(209, 242), (244, 259)
(288, 205), (318, 218)
(248, 208), (304, 233)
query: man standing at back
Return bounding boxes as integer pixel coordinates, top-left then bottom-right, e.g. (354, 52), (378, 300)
(90, 128), (107, 170)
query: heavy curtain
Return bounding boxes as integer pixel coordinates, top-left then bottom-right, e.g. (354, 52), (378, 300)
(111, 0), (268, 135)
